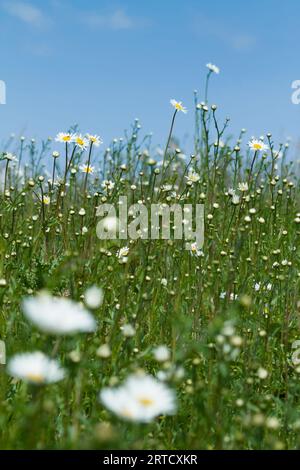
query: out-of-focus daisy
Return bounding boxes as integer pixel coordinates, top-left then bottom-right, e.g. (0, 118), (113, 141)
(8, 352), (65, 385)
(86, 134), (103, 147)
(170, 99), (187, 114)
(22, 291), (96, 335)
(248, 139), (268, 152)
(189, 242), (203, 257)
(153, 345), (170, 362)
(79, 164), (94, 174)
(100, 374), (176, 423)
(4, 152), (18, 162)
(101, 180), (115, 191)
(238, 182), (249, 192)
(55, 132), (74, 143)
(43, 195), (51, 205)
(72, 134), (89, 150)
(185, 171), (200, 183)
(84, 286), (103, 310)
(206, 63), (220, 74)
(117, 246), (129, 259)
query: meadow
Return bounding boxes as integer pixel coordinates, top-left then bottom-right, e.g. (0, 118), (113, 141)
(0, 65), (300, 450)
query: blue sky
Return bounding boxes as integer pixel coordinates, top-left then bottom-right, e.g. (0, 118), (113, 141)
(0, 0), (300, 153)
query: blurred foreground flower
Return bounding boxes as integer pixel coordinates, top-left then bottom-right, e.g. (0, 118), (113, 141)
(22, 292), (96, 335)
(100, 374), (176, 423)
(8, 352), (65, 384)
(84, 286), (103, 309)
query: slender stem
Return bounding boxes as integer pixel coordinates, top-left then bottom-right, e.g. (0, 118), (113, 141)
(160, 110), (177, 185)
(83, 142), (94, 196)
(4, 160), (9, 194)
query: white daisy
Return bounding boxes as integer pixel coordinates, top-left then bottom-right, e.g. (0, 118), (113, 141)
(153, 345), (170, 362)
(117, 246), (129, 259)
(79, 164), (94, 174)
(22, 291), (96, 335)
(206, 63), (220, 74)
(189, 242), (203, 257)
(248, 139), (268, 152)
(84, 286), (103, 310)
(170, 99), (187, 114)
(55, 132), (74, 144)
(86, 134), (103, 147)
(100, 374), (176, 422)
(43, 195), (51, 205)
(72, 134), (89, 150)
(185, 171), (200, 183)
(238, 182), (249, 192)
(8, 352), (65, 384)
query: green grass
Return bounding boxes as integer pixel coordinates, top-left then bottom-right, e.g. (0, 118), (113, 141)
(0, 82), (299, 450)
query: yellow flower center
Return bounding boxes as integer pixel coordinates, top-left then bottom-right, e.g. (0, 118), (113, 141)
(253, 143), (262, 150)
(77, 138), (84, 146)
(85, 166), (93, 173)
(175, 103), (183, 111)
(26, 373), (44, 383)
(138, 396), (154, 407)
(62, 135), (71, 142)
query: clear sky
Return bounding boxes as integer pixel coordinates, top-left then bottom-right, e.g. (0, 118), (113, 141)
(0, 0), (300, 154)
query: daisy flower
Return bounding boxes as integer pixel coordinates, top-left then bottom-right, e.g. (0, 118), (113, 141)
(72, 134), (89, 150)
(206, 63), (220, 74)
(84, 286), (103, 310)
(100, 374), (176, 423)
(4, 153), (18, 162)
(101, 180), (115, 191)
(238, 182), (249, 192)
(22, 291), (96, 335)
(185, 171), (200, 183)
(79, 164), (95, 174)
(117, 246), (129, 259)
(55, 132), (74, 144)
(43, 195), (51, 205)
(8, 352), (65, 385)
(170, 99), (187, 113)
(189, 242), (203, 257)
(248, 139), (268, 152)
(86, 134), (103, 147)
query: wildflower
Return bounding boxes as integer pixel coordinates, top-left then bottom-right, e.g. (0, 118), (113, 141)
(4, 152), (18, 162)
(97, 344), (111, 359)
(72, 134), (89, 150)
(99, 374), (176, 422)
(189, 242), (203, 257)
(121, 324), (135, 337)
(0, 279), (7, 287)
(55, 132), (74, 143)
(22, 291), (96, 335)
(43, 195), (50, 205)
(80, 164), (95, 174)
(52, 151), (60, 158)
(248, 139), (268, 152)
(185, 171), (200, 183)
(153, 346), (170, 362)
(117, 246), (129, 259)
(101, 180), (115, 191)
(8, 352), (65, 384)
(257, 367), (268, 380)
(206, 63), (220, 74)
(238, 182), (249, 192)
(79, 208), (86, 216)
(84, 286), (103, 309)
(86, 134), (103, 147)
(170, 99), (187, 113)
